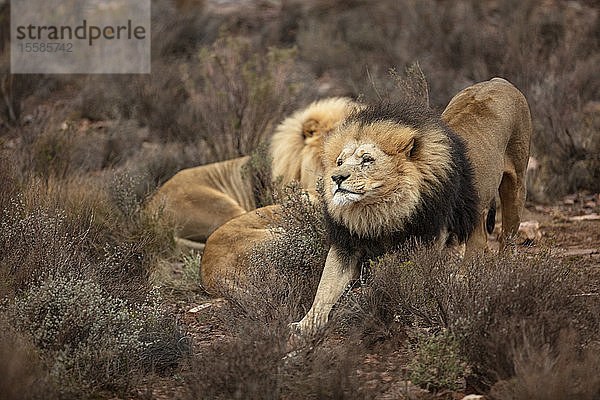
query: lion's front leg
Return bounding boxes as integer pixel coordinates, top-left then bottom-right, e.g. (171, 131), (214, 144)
(291, 245), (360, 335)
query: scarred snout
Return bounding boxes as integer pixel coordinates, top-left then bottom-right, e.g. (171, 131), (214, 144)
(331, 172), (350, 186)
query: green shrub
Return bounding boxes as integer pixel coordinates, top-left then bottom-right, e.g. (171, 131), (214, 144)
(409, 331), (466, 393)
(182, 252), (202, 284)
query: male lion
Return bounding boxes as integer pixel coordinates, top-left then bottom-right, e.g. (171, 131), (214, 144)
(151, 97), (358, 249)
(292, 78), (531, 334)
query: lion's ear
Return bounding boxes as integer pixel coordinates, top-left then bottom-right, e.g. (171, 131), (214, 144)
(302, 119), (319, 138)
(401, 137), (416, 157)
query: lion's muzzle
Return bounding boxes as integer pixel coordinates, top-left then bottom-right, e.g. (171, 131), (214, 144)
(331, 173), (350, 186)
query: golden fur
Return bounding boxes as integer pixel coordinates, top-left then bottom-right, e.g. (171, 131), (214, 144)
(270, 97), (360, 189)
(152, 156), (254, 247)
(201, 205), (281, 293)
(293, 78), (532, 334)
(152, 97), (358, 249)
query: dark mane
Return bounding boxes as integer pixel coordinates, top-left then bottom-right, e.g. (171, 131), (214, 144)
(347, 100), (438, 131)
(325, 101), (479, 259)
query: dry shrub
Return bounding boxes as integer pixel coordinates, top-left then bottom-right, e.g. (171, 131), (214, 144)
(119, 141), (210, 193)
(245, 183), (329, 306)
(0, 167), (187, 397)
(186, 249), (370, 400)
(8, 110), (153, 182)
(489, 330), (600, 400)
(10, 276), (188, 397)
(0, 194), (89, 299)
(79, 75), (145, 122)
(290, 0), (599, 197)
(186, 308), (368, 400)
(450, 253), (599, 389)
(349, 246), (600, 393)
(137, 32), (314, 163)
(0, 172), (175, 301)
(409, 331), (466, 393)
(185, 183), (377, 399)
(0, 154), (18, 212)
(241, 142), (277, 208)
(172, 35), (305, 158)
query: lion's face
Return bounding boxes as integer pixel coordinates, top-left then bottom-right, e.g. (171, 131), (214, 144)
(323, 118), (453, 237)
(327, 142), (391, 207)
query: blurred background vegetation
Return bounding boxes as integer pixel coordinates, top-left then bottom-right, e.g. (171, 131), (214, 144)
(1, 0), (598, 199)
(0, 0), (599, 398)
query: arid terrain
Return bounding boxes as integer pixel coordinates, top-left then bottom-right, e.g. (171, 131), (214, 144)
(1, 0), (599, 399)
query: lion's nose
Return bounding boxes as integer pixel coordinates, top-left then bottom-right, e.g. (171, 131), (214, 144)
(332, 173), (350, 186)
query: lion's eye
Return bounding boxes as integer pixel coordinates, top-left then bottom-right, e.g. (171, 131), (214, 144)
(361, 156), (374, 165)
(336, 159), (343, 166)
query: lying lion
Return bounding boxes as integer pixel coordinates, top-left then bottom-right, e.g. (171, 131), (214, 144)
(200, 78), (532, 334)
(150, 97), (359, 249)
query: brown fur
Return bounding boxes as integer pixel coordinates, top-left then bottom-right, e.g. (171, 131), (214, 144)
(322, 120), (455, 239)
(151, 97), (357, 249)
(270, 97), (361, 189)
(442, 77), (532, 254)
(151, 156), (253, 247)
(200, 79), (532, 328)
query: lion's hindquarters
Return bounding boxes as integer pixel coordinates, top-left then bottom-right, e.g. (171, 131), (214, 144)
(443, 78), (532, 254)
(155, 157), (253, 245)
(200, 205), (281, 294)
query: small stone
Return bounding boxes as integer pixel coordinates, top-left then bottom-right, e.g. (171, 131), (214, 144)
(519, 220), (542, 243)
(184, 303), (212, 320)
(527, 156), (539, 172)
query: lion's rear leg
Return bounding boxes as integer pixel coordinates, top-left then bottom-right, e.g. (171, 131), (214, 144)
(498, 168), (526, 251)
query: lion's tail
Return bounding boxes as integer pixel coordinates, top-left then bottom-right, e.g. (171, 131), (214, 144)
(486, 199), (496, 235)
